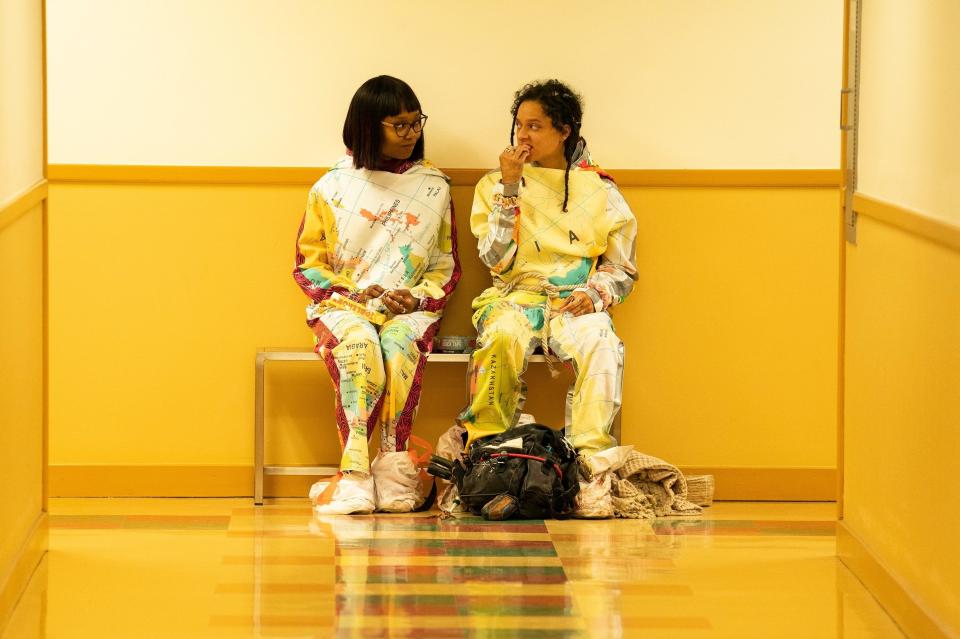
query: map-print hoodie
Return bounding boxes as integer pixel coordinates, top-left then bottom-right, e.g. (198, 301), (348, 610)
(471, 139), (637, 313)
(294, 156), (460, 322)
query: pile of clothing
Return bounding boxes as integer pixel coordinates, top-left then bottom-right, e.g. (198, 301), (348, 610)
(575, 446), (703, 519)
(434, 418), (713, 520)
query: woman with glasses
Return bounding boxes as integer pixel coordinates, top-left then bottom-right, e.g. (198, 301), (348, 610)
(458, 80), (637, 503)
(294, 75), (460, 515)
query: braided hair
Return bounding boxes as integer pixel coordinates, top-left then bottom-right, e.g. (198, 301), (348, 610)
(509, 79), (583, 212)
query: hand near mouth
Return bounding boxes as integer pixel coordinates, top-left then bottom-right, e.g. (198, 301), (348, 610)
(499, 144), (532, 184)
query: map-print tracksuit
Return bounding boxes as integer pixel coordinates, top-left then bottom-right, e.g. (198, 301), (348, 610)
(458, 141), (638, 458)
(294, 156), (460, 474)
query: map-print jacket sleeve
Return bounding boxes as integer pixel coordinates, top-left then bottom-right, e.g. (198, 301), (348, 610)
(471, 175), (521, 274)
(578, 181), (638, 311)
(293, 188), (357, 303)
(409, 194), (461, 313)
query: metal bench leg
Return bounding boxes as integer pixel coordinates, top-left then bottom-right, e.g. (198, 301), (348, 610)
(255, 353), (265, 505)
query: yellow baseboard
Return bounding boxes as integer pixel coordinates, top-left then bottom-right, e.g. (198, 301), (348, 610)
(837, 523), (953, 639)
(0, 513), (48, 633)
(679, 466), (836, 501)
(49, 465), (835, 500)
(48, 465), (331, 498)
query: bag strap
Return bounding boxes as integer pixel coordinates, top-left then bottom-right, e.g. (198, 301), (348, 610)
(487, 452), (564, 480)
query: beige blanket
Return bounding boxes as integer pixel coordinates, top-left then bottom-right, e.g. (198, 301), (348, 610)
(612, 451), (702, 518)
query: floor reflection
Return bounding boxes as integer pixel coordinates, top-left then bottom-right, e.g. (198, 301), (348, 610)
(0, 500), (905, 639)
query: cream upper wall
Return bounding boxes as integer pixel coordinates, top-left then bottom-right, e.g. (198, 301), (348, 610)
(857, 1), (960, 224)
(0, 0), (43, 200)
(46, 0), (842, 169)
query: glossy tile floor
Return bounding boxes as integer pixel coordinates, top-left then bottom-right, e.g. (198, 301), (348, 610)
(3, 499), (904, 638)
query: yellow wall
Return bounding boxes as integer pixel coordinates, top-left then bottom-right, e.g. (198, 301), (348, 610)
(843, 215), (960, 635)
(42, 2), (844, 496)
(0, 205), (44, 560)
(0, 0), (46, 628)
(842, 2), (960, 635)
(624, 187), (839, 468)
(0, 203), (46, 626)
(45, 0), (842, 169)
(47, 180), (838, 476)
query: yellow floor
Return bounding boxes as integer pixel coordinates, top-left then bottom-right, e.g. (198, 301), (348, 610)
(3, 500), (903, 638)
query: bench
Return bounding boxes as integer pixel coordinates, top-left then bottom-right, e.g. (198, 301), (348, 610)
(254, 347), (620, 504)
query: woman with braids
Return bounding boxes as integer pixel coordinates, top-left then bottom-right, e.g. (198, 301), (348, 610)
(458, 79), (638, 472)
(294, 75), (460, 514)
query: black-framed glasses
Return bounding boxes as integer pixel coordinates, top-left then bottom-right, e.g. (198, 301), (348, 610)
(381, 114), (428, 137)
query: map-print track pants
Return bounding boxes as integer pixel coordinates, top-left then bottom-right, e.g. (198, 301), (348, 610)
(312, 308), (440, 474)
(458, 303), (623, 457)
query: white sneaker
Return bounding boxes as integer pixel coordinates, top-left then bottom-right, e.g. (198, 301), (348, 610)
(313, 472), (376, 515)
(371, 452), (423, 513)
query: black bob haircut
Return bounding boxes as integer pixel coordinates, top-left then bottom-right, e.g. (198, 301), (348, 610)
(342, 75), (425, 170)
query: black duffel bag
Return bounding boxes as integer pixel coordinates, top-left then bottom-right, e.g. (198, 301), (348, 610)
(429, 423), (580, 520)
